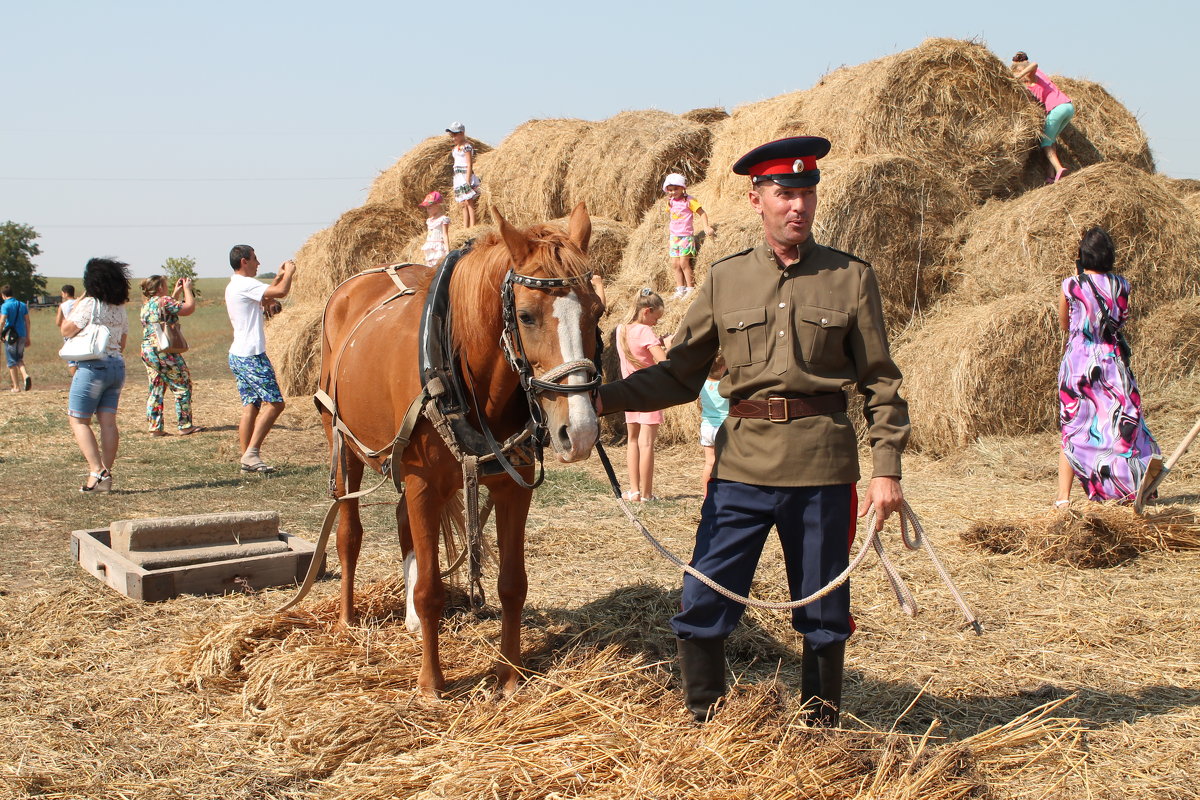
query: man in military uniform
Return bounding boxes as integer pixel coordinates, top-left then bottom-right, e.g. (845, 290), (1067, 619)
(597, 136), (909, 725)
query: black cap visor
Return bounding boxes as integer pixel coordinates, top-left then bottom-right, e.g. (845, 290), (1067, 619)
(753, 169), (821, 188)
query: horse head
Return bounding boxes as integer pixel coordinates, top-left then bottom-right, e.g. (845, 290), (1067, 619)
(451, 202), (601, 463)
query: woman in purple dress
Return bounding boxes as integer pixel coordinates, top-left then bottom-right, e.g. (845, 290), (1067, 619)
(1056, 227), (1159, 506)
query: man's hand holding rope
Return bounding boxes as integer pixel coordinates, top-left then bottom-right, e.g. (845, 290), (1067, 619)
(861, 475), (903, 531)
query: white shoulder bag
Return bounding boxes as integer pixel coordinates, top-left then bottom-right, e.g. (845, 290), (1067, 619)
(58, 299), (111, 361)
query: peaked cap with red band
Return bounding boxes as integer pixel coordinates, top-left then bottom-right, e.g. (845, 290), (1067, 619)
(732, 136), (832, 188)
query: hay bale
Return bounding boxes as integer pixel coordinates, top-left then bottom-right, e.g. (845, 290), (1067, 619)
(813, 154), (969, 329)
(365, 134), (492, 231)
(705, 39), (1042, 203)
(290, 203), (420, 307)
(681, 106), (729, 125)
(1131, 297), (1200, 392)
(473, 119), (593, 227)
(1051, 77), (1155, 173)
(945, 162), (1200, 309)
(894, 293), (1060, 454)
(563, 110), (713, 224)
(700, 93), (807, 201)
(265, 302), (326, 397)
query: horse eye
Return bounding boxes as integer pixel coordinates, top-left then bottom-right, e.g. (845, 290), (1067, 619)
(517, 310), (537, 326)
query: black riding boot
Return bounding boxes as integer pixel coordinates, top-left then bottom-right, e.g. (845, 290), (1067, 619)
(677, 637), (727, 722)
(800, 639), (846, 727)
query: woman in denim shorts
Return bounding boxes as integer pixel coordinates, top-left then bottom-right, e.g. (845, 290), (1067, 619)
(60, 258), (131, 492)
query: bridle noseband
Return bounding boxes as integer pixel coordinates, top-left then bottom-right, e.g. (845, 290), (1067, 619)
(499, 268), (602, 397)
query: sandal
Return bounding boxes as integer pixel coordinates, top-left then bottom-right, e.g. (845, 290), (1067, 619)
(240, 460), (276, 473)
(1053, 499), (1070, 509)
(1053, 168), (1067, 183)
(178, 426), (205, 436)
(621, 490), (641, 502)
(148, 429), (168, 437)
(81, 469), (112, 493)
(640, 494), (661, 502)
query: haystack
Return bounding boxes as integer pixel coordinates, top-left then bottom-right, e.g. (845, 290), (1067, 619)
(706, 39), (1042, 202)
(562, 110), (712, 224)
(289, 203), (418, 307)
(698, 92), (807, 201)
(365, 134), (492, 231)
(265, 303), (326, 397)
(681, 106), (729, 125)
(945, 162), (1200, 309)
(1131, 296), (1200, 392)
(893, 293), (1060, 454)
(473, 119), (593, 227)
(1051, 77), (1155, 173)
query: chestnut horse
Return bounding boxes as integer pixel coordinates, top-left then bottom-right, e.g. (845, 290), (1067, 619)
(318, 204), (602, 696)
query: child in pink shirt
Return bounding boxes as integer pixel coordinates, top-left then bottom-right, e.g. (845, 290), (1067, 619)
(662, 173), (715, 300)
(616, 288), (669, 502)
(1011, 52), (1076, 183)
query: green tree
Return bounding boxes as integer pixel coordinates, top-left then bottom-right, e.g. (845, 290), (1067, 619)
(161, 255), (200, 296)
(0, 221), (46, 300)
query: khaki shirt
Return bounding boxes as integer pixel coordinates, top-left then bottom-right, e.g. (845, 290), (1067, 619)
(599, 237), (910, 486)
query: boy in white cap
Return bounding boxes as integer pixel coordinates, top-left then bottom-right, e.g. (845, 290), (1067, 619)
(662, 173), (715, 299)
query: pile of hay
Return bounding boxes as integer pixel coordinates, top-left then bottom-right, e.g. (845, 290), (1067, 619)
(365, 134), (492, 230)
(1131, 297), (1200, 392)
(893, 293), (1060, 454)
(962, 504), (1200, 568)
(473, 119), (594, 227)
(698, 91), (808, 201)
(680, 106), (730, 125)
(265, 303), (326, 397)
(563, 110), (713, 224)
(944, 162), (1200, 308)
(160, 580), (1084, 799)
(1052, 77), (1155, 174)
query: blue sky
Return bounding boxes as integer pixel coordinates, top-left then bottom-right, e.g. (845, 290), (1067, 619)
(2, 0), (1194, 279)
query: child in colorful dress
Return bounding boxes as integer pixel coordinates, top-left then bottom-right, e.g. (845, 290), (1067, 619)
(419, 191), (451, 267)
(662, 173), (715, 299)
(616, 288), (669, 502)
(447, 121), (480, 228)
(698, 352), (728, 498)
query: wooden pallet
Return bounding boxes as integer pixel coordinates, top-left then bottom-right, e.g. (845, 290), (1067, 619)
(71, 528), (325, 602)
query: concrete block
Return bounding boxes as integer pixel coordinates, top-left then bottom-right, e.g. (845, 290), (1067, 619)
(110, 511), (280, 554)
(127, 539), (293, 569)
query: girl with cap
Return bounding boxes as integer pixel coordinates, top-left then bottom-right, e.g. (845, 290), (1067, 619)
(419, 191), (451, 267)
(1011, 52), (1076, 183)
(662, 173), (715, 299)
(446, 122), (480, 228)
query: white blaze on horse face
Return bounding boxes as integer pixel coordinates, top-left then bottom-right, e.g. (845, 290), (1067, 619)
(550, 291), (599, 460)
(404, 552), (421, 633)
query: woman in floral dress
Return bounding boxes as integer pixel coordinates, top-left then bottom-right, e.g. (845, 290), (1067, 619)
(139, 275), (201, 436)
(1056, 227), (1158, 505)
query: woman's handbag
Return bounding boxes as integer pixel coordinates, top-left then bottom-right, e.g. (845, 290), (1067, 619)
(154, 321), (189, 354)
(58, 299), (111, 361)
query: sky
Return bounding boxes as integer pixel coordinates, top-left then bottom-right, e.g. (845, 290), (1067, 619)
(3, 0), (1195, 281)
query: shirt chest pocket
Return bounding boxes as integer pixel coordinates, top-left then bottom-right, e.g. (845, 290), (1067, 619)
(799, 305), (850, 365)
(721, 306), (768, 367)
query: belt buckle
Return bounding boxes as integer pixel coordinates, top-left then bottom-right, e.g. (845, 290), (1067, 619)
(766, 396), (788, 423)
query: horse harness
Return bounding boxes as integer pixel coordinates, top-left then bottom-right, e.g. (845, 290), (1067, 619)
(279, 246), (599, 613)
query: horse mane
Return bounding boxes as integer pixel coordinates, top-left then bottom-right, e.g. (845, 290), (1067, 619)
(449, 223), (593, 355)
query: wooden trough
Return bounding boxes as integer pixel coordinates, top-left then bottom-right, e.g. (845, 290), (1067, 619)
(71, 511), (324, 602)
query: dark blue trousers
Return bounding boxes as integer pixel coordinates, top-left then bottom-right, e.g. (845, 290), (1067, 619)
(671, 479), (854, 650)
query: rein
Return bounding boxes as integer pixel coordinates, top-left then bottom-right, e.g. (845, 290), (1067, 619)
(594, 442), (983, 634)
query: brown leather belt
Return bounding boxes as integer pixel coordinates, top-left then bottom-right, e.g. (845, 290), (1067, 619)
(728, 392), (847, 422)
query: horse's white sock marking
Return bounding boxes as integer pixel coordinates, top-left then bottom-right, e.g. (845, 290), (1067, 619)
(404, 552), (421, 633)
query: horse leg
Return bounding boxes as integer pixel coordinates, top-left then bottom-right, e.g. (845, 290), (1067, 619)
(335, 455), (366, 629)
(491, 484), (533, 695)
(406, 475), (448, 697)
(396, 496), (421, 634)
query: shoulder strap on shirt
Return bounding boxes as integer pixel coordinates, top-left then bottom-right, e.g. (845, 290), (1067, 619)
(824, 245), (872, 267)
(710, 247), (753, 268)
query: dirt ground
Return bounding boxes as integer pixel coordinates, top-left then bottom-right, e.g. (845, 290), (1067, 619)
(2, 377), (1199, 799)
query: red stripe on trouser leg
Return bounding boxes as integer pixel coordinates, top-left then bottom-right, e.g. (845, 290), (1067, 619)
(848, 484), (858, 634)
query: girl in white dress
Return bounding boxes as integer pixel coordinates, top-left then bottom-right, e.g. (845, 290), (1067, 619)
(446, 121), (480, 228)
(419, 191), (451, 268)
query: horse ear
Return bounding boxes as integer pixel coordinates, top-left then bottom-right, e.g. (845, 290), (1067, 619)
(494, 209), (531, 265)
(567, 202), (592, 254)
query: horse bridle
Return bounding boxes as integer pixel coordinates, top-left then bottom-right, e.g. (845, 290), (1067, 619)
(499, 267), (601, 406)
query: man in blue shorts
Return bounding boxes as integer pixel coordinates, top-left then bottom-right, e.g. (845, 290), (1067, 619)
(1, 285), (32, 392)
(225, 245), (295, 472)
